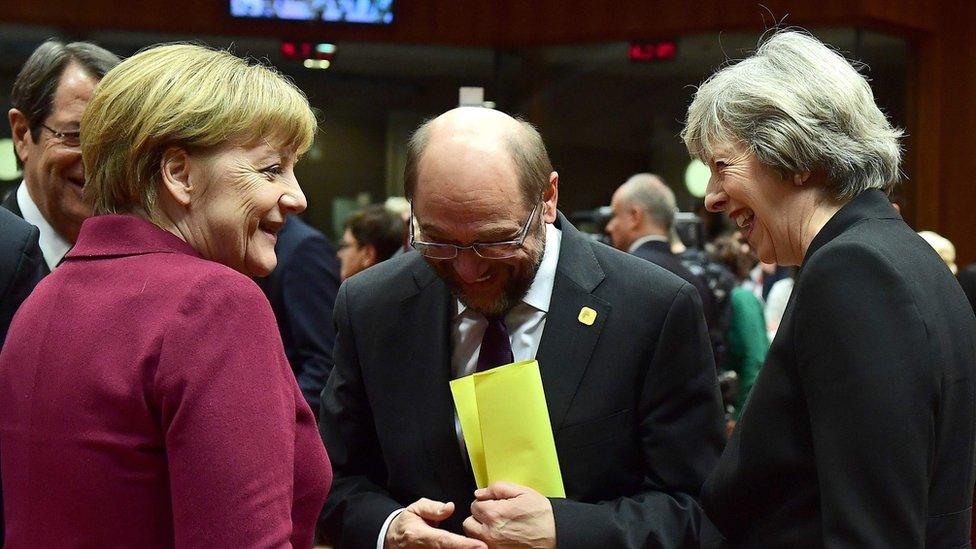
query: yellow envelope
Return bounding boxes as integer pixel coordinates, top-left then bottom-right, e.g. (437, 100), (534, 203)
(449, 359), (565, 497)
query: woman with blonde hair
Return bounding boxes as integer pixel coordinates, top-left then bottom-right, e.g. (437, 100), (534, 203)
(0, 44), (331, 547)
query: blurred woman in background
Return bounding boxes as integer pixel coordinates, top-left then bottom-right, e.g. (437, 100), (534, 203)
(711, 233), (768, 430)
(0, 44), (331, 547)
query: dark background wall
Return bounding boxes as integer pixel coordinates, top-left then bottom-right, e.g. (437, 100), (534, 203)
(0, 1), (970, 264)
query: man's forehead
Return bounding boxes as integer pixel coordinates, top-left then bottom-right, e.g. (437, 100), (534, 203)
(413, 193), (526, 239)
(50, 63), (98, 119)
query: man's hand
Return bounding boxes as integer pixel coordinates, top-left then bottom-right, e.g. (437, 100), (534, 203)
(462, 482), (556, 549)
(386, 498), (488, 549)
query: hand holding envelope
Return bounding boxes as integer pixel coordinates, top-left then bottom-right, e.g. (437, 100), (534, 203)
(449, 359), (565, 497)
(450, 359), (563, 548)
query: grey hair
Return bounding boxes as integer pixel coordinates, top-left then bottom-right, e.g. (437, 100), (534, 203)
(681, 30), (904, 199)
(619, 173), (677, 230)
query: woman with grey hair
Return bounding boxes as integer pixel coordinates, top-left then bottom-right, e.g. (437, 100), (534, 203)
(683, 30), (976, 546)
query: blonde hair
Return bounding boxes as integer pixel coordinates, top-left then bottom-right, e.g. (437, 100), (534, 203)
(82, 44), (317, 218)
(682, 30), (903, 200)
(918, 231), (958, 275)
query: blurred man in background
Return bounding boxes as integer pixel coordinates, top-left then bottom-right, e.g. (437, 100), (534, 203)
(4, 40), (119, 274)
(257, 214), (341, 416)
(337, 204), (405, 280)
(605, 173), (716, 327)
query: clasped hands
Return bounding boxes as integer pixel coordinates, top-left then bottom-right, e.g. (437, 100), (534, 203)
(385, 482), (556, 549)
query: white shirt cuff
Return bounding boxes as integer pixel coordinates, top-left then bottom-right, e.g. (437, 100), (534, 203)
(376, 508), (404, 549)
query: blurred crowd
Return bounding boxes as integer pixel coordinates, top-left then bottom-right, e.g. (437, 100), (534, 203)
(0, 29), (974, 549)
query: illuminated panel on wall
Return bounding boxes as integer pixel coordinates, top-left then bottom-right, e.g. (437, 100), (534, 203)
(230, 0), (394, 25)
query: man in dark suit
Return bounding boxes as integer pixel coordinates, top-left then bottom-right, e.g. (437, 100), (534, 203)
(0, 207), (45, 544)
(319, 107), (725, 548)
(256, 215), (341, 416)
(0, 208), (44, 349)
(605, 173), (716, 328)
(3, 40), (119, 274)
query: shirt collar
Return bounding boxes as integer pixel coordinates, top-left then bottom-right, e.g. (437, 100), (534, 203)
(456, 222), (562, 317)
(18, 181), (71, 271)
(628, 233), (669, 253)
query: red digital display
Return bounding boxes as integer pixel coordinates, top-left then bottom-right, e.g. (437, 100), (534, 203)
(629, 41), (678, 62)
(281, 41), (336, 60)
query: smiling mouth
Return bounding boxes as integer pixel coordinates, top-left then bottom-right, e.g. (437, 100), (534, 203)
(731, 209), (755, 235)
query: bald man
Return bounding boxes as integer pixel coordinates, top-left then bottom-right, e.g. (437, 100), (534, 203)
(319, 108), (724, 548)
(606, 173), (716, 329)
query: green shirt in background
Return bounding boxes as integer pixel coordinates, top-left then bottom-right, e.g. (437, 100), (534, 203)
(727, 287), (770, 419)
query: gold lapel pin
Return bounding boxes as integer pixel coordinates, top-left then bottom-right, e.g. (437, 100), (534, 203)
(578, 307), (597, 326)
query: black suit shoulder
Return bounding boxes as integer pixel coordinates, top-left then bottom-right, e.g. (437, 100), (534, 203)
(341, 250), (429, 305)
(587, 239), (692, 301)
(0, 208), (44, 346)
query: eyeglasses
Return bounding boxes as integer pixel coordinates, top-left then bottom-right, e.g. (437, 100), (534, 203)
(410, 202), (541, 260)
(40, 123), (81, 148)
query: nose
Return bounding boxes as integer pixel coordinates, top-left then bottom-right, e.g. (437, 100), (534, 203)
(704, 177), (728, 213)
(279, 183), (307, 216)
(451, 249), (491, 284)
(67, 151), (85, 180)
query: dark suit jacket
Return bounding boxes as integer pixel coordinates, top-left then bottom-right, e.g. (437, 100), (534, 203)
(319, 212), (726, 548)
(1, 187), (21, 218)
(0, 207), (44, 347)
(633, 239), (716, 328)
(959, 264), (976, 315)
(2, 186), (52, 278)
(702, 189), (976, 547)
(257, 216), (340, 415)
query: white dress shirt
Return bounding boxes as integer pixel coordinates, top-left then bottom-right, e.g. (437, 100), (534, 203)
(17, 182), (71, 272)
(627, 233), (669, 254)
(376, 222), (563, 547)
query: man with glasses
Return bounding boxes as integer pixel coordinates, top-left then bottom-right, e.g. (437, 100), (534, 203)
(338, 204), (405, 281)
(319, 107), (725, 548)
(4, 40), (120, 274)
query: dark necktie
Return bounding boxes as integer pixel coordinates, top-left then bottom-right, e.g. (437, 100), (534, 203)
(477, 315), (514, 372)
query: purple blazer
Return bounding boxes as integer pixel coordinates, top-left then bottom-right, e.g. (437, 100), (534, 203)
(0, 215), (331, 548)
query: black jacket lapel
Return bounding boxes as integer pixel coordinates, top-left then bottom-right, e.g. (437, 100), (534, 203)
(536, 213), (610, 431)
(2, 186), (22, 218)
(402, 261), (476, 502)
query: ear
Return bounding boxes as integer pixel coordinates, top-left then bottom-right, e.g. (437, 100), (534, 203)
(9, 108), (33, 163)
(627, 203), (644, 228)
(793, 171), (811, 186)
(542, 171), (559, 223)
(159, 147), (194, 207)
(361, 244), (378, 268)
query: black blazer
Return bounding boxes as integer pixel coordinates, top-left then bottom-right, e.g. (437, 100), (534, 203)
(256, 216), (340, 416)
(958, 264), (976, 315)
(702, 189), (976, 547)
(1, 187), (21, 219)
(632, 239), (717, 328)
(2, 186), (51, 278)
(0, 207), (44, 347)
(319, 212), (726, 548)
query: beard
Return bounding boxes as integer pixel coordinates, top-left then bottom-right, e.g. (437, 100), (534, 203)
(434, 222), (546, 317)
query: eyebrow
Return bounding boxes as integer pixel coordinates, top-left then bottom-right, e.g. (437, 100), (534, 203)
(418, 222), (521, 244)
